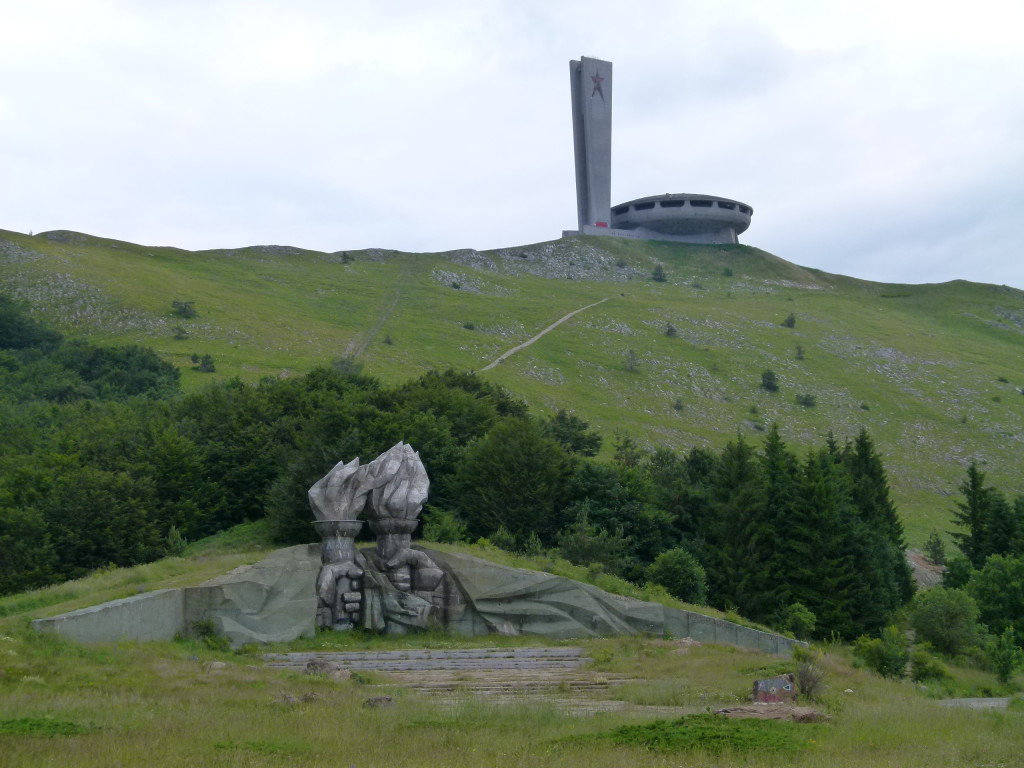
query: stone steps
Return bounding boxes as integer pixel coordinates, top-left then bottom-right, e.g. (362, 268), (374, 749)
(261, 646), (652, 703)
(262, 646), (590, 673)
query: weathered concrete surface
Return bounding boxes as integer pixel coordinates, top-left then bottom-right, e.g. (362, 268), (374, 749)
(184, 544), (320, 646)
(31, 588), (184, 644)
(34, 545), (319, 647)
(427, 548), (802, 654)
(34, 544), (800, 654)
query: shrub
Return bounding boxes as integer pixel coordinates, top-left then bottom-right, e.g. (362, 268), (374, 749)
(794, 393), (816, 407)
(462, 322), (475, 330)
(556, 508), (630, 575)
(664, 322), (677, 338)
(760, 370), (779, 392)
(625, 349), (639, 372)
(192, 619), (231, 652)
(908, 587), (980, 656)
(646, 548), (708, 604)
(781, 313), (796, 328)
(924, 530), (946, 565)
(171, 300), (197, 318)
(795, 345), (804, 360)
(651, 264), (667, 282)
(969, 555), (1024, 638)
(987, 628), (1023, 684)
(672, 398), (683, 412)
(854, 625), (909, 678)
(491, 526), (517, 551)
(421, 506), (467, 544)
(782, 602), (816, 640)
(721, 267), (733, 277)
(601, 714), (812, 754)
(792, 646), (825, 700)
(166, 525), (187, 556)
(190, 353), (216, 373)
(910, 643), (951, 682)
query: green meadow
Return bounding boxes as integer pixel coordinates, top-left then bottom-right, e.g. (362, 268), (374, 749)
(3, 228), (1023, 544)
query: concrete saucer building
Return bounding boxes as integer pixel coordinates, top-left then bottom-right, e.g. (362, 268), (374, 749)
(566, 56), (753, 245)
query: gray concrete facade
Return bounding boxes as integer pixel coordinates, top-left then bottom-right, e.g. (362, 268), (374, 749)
(570, 57), (613, 231)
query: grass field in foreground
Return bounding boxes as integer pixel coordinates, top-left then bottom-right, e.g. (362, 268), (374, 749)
(0, 530), (1022, 767)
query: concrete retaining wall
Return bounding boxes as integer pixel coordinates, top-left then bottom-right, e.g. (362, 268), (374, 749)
(33, 545), (801, 655)
(32, 588), (185, 644)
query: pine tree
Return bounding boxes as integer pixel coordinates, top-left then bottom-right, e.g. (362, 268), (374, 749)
(783, 448), (862, 639)
(750, 425), (801, 622)
(705, 436), (765, 614)
(843, 429), (915, 615)
(951, 462), (997, 568)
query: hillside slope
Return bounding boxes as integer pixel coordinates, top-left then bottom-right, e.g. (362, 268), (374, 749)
(3, 228), (1023, 543)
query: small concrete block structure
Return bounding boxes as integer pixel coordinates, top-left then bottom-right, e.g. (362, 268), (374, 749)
(753, 673), (797, 703)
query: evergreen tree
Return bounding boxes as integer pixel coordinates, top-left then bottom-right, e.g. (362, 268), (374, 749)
(705, 436), (765, 613)
(949, 462), (1021, 568)
(843, 429), (915, 617)
(784, 448), (862, 639)
(752, 425), (801, 623)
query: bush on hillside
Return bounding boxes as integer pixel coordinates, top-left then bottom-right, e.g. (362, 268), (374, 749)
(908, 587), (980, 657)
(854, 626), (909, 678)
(910, 643), (951, 682)
(782, 602), (816, 640)
(646, 548), (707, 605)
(987, 628), (1023, 684)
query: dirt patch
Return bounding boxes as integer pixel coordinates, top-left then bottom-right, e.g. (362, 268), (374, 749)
(907, 549), (945, 588)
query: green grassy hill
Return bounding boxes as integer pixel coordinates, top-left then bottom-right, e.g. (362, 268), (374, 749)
(3, 228), (1023, 544)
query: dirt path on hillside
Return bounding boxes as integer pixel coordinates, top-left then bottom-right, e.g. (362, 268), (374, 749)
(479, 298), (610, 372)
(344, 263), (415, 358)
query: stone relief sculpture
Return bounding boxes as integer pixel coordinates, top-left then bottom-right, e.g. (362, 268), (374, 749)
(34, 437), (803, 654)
(310, 442), (449, 633)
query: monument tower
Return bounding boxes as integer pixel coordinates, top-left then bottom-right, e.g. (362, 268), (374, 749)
(567, 57), (753, 244)
(569, 57), (613, 231)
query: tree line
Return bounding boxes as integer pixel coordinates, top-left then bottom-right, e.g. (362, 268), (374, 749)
(1, 295), (916, 639)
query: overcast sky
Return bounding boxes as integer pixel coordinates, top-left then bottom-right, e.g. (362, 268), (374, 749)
(2, 0), (1022, 288)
